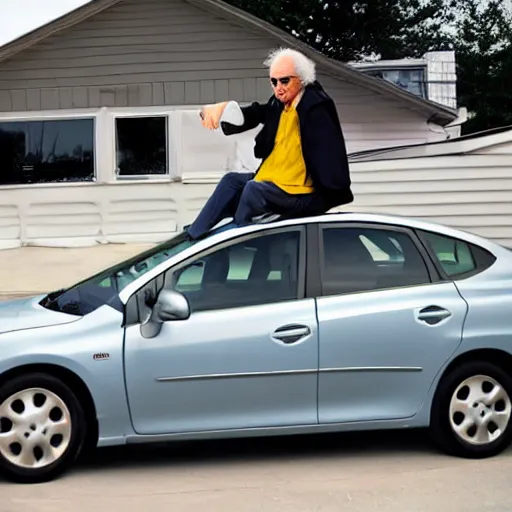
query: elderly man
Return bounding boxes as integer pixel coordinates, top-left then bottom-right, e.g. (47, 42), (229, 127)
(186, 47), (353, 240)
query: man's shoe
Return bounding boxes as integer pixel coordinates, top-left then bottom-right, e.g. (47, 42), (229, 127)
(251, 213), (282, 224)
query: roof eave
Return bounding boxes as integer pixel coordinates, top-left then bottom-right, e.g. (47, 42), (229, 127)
(348, 125), (512, 162)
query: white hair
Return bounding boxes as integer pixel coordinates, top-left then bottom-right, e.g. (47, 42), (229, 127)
(263, 47), (316, 86)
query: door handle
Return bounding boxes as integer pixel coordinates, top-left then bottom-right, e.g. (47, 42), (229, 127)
(272, 324), (311, 344)
(416, 305), (452, 325)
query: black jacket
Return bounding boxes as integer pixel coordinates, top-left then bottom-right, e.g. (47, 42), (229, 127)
(221, 81), (353, 209)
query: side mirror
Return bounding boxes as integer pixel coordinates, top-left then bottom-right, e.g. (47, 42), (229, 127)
(154, 289), (190, 322)
(140, 289), (190, 339)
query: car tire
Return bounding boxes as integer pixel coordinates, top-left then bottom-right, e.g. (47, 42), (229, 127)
(0, 372), (87, 483)
(430, 361), (512, 458)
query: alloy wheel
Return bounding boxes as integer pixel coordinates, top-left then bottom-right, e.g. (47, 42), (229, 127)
(0, 387), (72, 469)
(449, 374), (512, 446)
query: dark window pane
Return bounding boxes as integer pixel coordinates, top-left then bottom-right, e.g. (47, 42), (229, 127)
(0, 119), (94, 185)
(116, 116), (167, 176)
(321, 227), (430, 296)
(364, 67), (427, 99)
(418, 231), (496, 278)
(171, 230), (301, 312)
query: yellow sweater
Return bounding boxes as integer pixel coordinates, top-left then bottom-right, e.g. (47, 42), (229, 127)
(254, 103), (314, 195)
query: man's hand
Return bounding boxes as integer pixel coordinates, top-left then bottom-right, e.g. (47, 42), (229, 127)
(200, 101), (229, 130)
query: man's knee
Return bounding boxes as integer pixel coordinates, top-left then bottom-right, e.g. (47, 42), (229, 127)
(234, 181), (271, 225)
(220, 171), (241, 183)
(238, 180), (267, 208)
(218, 172), (253, 191)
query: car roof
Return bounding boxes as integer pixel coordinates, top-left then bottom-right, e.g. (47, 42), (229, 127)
(188, 210), (508, 268)
(119, 210), (509, 304)
(205, 211), (491, 246)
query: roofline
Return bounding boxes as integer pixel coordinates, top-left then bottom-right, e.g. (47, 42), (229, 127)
(0, 0), (458, 126)
(348, 124), (512, 162)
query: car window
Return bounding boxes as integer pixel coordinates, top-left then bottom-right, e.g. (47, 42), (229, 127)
(418, 230), (496, 278)
(169, 230), (302, 312)
(321, 227), (431, 296)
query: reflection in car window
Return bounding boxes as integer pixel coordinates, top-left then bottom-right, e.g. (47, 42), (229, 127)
(359, 234), (405, 262)
(418, 231), (496, 278)
(321, 227), (430, 296)
(171, 230), (301, 312)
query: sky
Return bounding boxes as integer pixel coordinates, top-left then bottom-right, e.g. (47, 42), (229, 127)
(0, 0), (91, 46)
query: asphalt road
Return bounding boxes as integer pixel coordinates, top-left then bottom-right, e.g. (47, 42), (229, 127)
(2, 430), (512, 511)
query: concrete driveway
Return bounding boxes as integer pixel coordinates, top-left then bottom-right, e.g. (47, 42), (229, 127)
(0, 244), (152, 297)
(2, 430), (511, 511)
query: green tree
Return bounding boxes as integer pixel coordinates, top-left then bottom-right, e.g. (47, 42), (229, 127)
(227, 0), (455, 61)
(454, 0), (512, 134)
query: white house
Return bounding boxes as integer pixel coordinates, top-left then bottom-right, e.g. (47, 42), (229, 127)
(0, 0), (465, 249)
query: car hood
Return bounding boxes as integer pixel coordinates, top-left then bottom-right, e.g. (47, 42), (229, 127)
(0, 294), (79, 335)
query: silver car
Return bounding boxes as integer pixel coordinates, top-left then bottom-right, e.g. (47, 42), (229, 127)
(1, 212), (512, 483)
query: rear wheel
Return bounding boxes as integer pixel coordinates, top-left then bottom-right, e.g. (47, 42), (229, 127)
(0, 373), (87, 483)
(431, 361), (512, 458)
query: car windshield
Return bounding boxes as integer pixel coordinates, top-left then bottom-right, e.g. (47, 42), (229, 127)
(39, 231), (199, 316)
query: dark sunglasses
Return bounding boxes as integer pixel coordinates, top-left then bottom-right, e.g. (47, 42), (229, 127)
(270, 76), (295, 87)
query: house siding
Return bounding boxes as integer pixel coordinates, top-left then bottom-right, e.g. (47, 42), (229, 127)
(343, 153), (512, 248)
(0, 0), (444, 152)
(0, 181), (201, 250)
(3, 151), (512, 250)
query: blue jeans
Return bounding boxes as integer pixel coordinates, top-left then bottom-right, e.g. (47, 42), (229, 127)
(186, 172), (327, 239)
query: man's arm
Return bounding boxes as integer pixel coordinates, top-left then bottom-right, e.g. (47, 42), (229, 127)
(221, 102), (267, 135)
(200, 101), (267, 134)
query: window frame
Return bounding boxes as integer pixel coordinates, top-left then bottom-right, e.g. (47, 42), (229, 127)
(0, 110), (99, 188)
(111, 111), (173, 181)
(312, 221), (443, 298)
(0, 104), (242, 188)
(166, 225), (307, 313)
(361, 65), (428, 100)
(415, 228), (497, 281)
(125, 224), (307, 323)
(106, 105), (227, 183)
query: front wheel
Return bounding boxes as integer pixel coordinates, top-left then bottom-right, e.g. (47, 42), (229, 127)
(430, 361), (512, 458)
(0, 373), (87, 483)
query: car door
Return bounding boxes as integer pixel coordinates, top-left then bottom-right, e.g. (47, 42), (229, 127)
(124, 225), (319, 435)
(314, 222), (468, 424)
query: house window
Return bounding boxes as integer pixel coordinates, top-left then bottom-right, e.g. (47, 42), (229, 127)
(0, 118), (95, 185)
(364, 67), (427, 100)
(115, 116), (168, 177)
